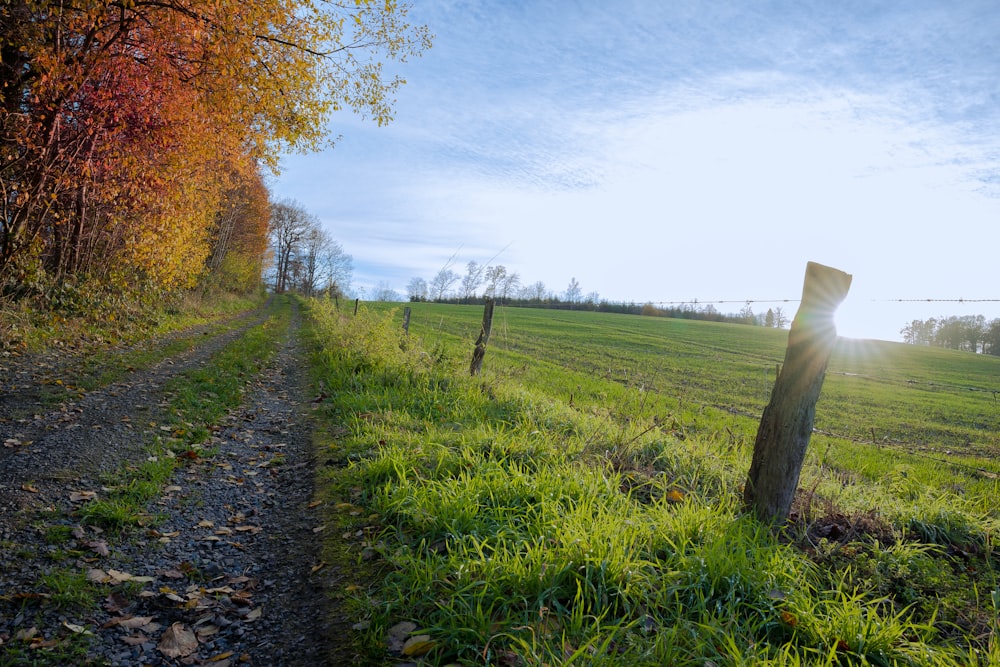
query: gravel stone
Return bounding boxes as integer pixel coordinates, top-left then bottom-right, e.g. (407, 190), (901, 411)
(0, 301), (358, 665)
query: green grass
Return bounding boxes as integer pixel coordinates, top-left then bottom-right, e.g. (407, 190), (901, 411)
(305, 300), (1000, 666)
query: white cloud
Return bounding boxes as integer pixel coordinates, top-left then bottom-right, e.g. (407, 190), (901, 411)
(271, 1), (1000, 340)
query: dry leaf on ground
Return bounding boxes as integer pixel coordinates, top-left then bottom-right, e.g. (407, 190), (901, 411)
(158, 622), (198, 658)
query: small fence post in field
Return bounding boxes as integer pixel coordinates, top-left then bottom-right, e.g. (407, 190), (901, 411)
(743, 261), (852, 526)
(402, 306), (411, 335)
(353, 298), (360, 316)
(469, 298), (495, 376)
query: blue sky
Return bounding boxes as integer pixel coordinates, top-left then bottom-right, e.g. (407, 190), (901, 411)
(270, 0), (1000, 341)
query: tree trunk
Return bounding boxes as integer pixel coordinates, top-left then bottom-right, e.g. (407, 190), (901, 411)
(743, 262), (852, 525)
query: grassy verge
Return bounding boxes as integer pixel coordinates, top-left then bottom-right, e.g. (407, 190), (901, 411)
(0, 285), (265, 356)
(305, 300), (1000, 666)
(0, 296), (291, 666)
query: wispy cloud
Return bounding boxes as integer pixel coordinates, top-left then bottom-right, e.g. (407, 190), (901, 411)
(273, 0), (1000, 340)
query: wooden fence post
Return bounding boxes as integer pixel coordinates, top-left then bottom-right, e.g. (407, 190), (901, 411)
(353, 298), (359, 316)
(743, 262), (852, 525)
(402, 306), (411, 335)
(469, 298), (495, 376)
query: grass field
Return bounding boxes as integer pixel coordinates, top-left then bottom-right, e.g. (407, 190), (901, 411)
(305, 299), (1000, 665)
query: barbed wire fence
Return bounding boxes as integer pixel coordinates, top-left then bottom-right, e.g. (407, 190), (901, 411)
(644, 297), (1000, 306)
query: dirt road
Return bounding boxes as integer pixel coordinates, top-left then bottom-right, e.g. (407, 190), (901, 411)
(0, 301), (350, 666)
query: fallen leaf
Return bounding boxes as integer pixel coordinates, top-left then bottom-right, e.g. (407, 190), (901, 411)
(402, 635), (435, 657)
(196, 520), (214, 528)
(310, 561), (327, 573)
(245, 607), (262, 622)
(105, 591), (129, 612)
(149, 529), (180, 538)
(86, 540), (110, 556)
(780, 611), (798, 627)
(69, 490), (97, 502)
(234, 525), (262, 534)
(196, 625), (221, 638)
(207, 651), (234, 662)
(62, 622), (92, 635)
(107, 569), (155, 584)
(121, 634), (148, 646)
(86, 569), (109, 584)
(307, 500), (322, 509)
(15, 627), (39, 642)
(21, 483), (38, 493)
(665, 489), (685, 502)
(158, 622), (199, 658)
(161, 569), (185, 579)
(164, 485), (183, 493)
(117, 616), (155, 630)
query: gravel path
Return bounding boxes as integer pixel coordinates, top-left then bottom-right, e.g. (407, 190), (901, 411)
(0, 302), (350, 665)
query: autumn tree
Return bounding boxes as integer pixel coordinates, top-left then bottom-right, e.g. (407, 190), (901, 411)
(0, 0), (430, 296)
(267, 200), (352, 296)
(206, 171), (271, 293)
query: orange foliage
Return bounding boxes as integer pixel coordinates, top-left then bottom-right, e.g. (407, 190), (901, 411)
(0, 0), (430, 291)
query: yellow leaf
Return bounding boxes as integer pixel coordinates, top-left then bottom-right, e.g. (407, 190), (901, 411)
(402, 635), (435, 657)
(666, 489), (685, 502)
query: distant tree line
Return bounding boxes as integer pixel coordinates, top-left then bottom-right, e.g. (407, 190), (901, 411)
(900, 315), (1000, 354)
(267, 200), (353, 297)
(404, 263), (788, 328)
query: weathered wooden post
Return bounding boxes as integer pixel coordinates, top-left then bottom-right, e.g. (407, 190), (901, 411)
(469, 298), (495, 376)
(743, 262), (852, 525)
(353, 298), (360, 316)
(402, 306), (411, 335)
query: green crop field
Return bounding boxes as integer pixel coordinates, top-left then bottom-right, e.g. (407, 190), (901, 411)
(305, 299), (1000, 666)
